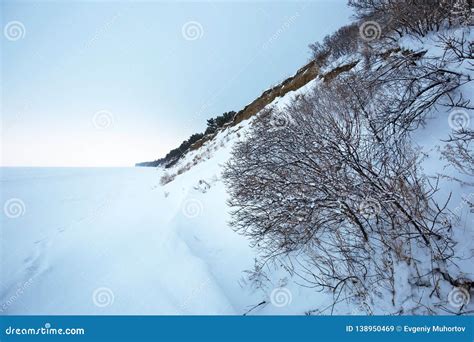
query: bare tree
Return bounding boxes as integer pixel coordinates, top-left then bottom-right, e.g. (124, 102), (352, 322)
(224, 28), (474, 311)
(349, 0), (472, 38)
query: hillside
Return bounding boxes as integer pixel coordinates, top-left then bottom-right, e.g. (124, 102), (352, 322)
(142, 0), (474, 315)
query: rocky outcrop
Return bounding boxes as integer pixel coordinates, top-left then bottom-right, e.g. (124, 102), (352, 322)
(232, 60), (319, 126)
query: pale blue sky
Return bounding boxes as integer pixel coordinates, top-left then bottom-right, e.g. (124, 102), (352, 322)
(1, 0), (353, 166)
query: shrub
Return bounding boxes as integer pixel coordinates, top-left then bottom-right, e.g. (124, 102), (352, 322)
(223, 59), (466, 312)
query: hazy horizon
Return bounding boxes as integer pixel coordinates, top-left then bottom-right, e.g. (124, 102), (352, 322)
(1, 0), (352, 167)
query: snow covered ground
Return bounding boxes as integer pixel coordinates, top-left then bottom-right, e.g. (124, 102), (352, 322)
(0, 158), (324, 315)
(0, 164), (327, 316)
(0, 167), (259, 314)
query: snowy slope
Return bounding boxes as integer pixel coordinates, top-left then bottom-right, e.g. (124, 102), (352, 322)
(155, 79), (337, 315)
(155, 28), (474, 315)
(401, 30), (474, 289)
